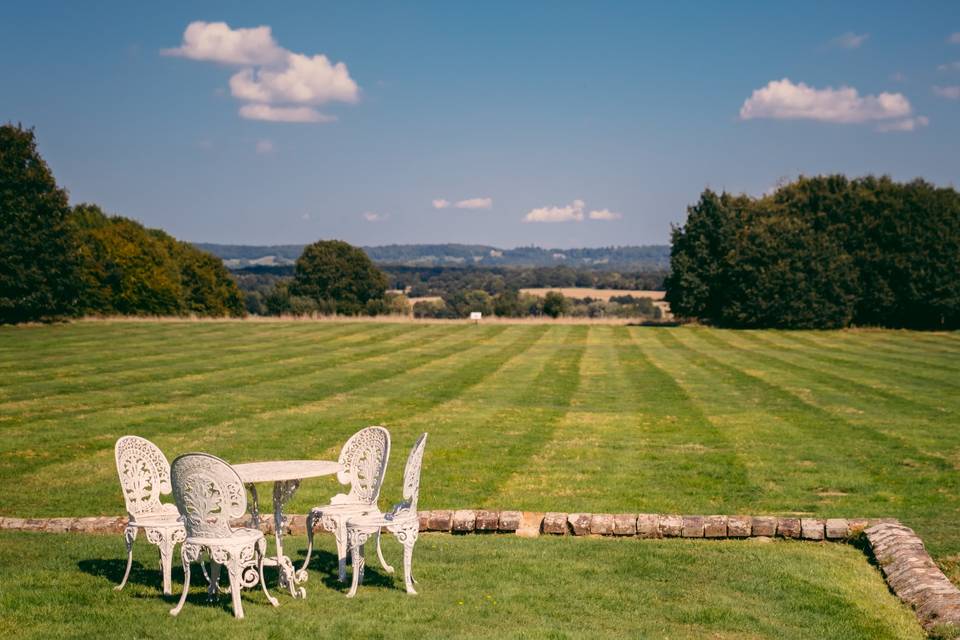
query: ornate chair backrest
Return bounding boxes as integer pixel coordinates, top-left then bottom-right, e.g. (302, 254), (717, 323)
(170, 453), (246, 539)
(332, 426), (391, 505)
(115, 435), (172, 518)
(393, 433), (428, 516)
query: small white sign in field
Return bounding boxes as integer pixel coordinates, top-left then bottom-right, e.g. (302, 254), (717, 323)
(470, 311), (482, 322)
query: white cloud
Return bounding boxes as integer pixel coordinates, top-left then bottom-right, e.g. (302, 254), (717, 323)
(165, 21), (359, 124)
(255, 139), (274, 154)
(876, 116), (929, 133)
(432, 199), (451, 209)
(589, 209), (622, 221)
(239, 104), (335, 123)
(934, 85), (960, 99)
(739, 79), (921, 131)
(831, 32), (869, 49)
(949, 32), (960, 45)
(524, 199), (585, 223)
(301, 213), (310, 220)
(363, 212), (388, 222)
(162, 21), (285, 65)
(454, 197), (492, 209)
(939, 61), (960, 71)
(229, 53), (359, 105)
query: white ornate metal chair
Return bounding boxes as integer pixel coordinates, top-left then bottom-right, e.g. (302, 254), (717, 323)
(345, 433), (428, 597)
(169, 453), (278, 619)
(114, 435), (185, 595)
(301, 426), (392, 583)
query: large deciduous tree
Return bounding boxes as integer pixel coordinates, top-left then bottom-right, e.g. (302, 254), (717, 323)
(0, 124), (81, 323)
(290, 239), (388, 315)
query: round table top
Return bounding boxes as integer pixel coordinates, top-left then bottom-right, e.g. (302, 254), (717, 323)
(233, 460), (342, 483)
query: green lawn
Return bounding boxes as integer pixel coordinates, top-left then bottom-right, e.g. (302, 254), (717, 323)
(0, 531), (924, 639)
(1, 320), (957, 637)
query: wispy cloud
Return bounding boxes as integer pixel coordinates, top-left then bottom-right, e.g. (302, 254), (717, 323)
(588, 209), (622, 221)
(739, 78), (924, 132)
(363, 211), (389, 222)
(164, 21), (359, 124)
(949, 32), (960, 45)
(433, 197), (493, 209)
(524, 199), (585, 223)
(454, 197), (492, 209)
(255, 139), (274, 154)
(830, 32), (869, 49)
(934, 85), (960, 100)
(889, 71), (907, 82)
(938, 61), (960, 72)
(876, 116), (929, 132)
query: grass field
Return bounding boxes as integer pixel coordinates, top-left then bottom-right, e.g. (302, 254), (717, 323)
(0, 532), (925, 639)
(1, 320), (957, 636)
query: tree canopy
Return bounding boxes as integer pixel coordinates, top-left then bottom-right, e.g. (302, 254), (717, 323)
(0, 124), (81, 323)
(290, 239), (388, 315)
(665, 176), (960, 329)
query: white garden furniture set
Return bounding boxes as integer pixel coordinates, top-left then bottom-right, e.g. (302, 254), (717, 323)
(113, 428), (427, 619)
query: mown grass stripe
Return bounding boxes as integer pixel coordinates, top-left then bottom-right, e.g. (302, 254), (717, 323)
(0, 323), (435, 426)
(0, 322), (393, 402)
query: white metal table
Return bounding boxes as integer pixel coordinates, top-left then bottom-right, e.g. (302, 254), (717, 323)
(233, 460), (341, 598)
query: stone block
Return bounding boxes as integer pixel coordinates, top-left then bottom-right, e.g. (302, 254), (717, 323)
(847, 518), (870, 534)
(825, 518), (850, 539)
(682, 516), (704, 538)
(751, 516), (777, 537)
(287, 514), (307, 535)
(542, 512), (568, 535)
(428, 510), (453, 532)
(636, 514), (661, 538)
(418, 511), (432, 531)
(614, 514), (637, 536)
(452, 510), (476, 533)
(704, 515), (728, 538)
(475, 510), (499, 532)
(568, 513), (592, 536)
(591, 514), (615, 536)
(498, 511), (522, 532)
(801, 518), (825, 540)
(727, 516), (751, 537)
(777, 517), (801, 538)
(659, 515), (682, 537)
(516, 512), (543, 538)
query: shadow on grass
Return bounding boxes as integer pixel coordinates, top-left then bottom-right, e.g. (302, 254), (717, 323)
(293, 546), (397, 591)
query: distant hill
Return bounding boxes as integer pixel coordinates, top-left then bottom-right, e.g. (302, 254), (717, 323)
(194, 242), (671, 270)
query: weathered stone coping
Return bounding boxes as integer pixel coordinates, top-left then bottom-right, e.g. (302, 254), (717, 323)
(865, 522), (960, 633)
(2, 512), (957, 633)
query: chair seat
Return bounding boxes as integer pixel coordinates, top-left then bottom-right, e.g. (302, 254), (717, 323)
(129, 511), (183, 528)
(186, 527), (263, 547)
(347, 510), (416, 529)
(312, 502), (374, 517)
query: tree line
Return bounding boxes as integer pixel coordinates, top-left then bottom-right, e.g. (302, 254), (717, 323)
(1, 124), (244, 322)
(665, 175), (960, 329)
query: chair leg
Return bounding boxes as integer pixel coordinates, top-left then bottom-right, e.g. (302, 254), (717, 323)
(170, 549), (191, 616)
(156, 530), (175, 596)
(346, 533), (365, 598)
(300, 510), (317, 574)
(227, 560), (244, 620)
(115, 525), (137, 591)
(335, 519), (348, 583)
(207, 559), (221, 601)
(375, 529), (395, 574)
(257, 538), (279, 607)
(399, 525), (419, 595)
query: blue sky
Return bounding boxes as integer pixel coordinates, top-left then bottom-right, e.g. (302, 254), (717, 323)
(2, 1), (958, 247)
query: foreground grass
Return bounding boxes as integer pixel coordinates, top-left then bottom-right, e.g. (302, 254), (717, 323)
(0, 531), (924, 639)
(1, 321), (958, 570)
